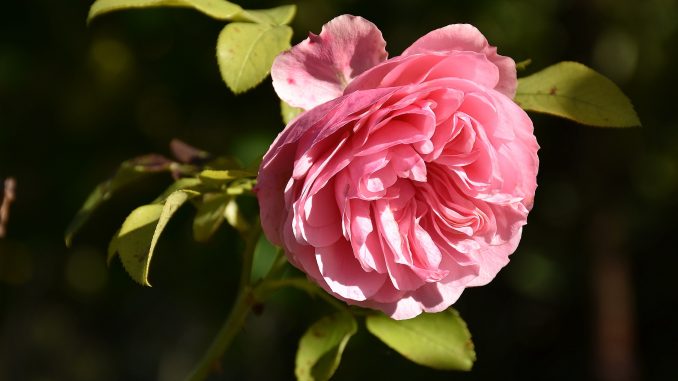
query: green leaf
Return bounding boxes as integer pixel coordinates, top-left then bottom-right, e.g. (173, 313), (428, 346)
(514, 61), (641, 127)
(281, 100), (304, 124)
(113, 190), (197, 285)
(204, 155), (244, 171)
(225, 178), (256, 195)
(515, 58), (532, 71)
(192, 193), (229, 242)
(224, 197), (249, 233)
(250, 234), (278, 282)
(152, 177), (202, 203)
(112, 204), (162, 285)
(107, 228), (121, 265)
(198, 169), (255, 185)
(88, 0), (243, 23)
(366, 309), (476, 371)
(236, 5), (297, 25)
(65, 154), (173, 247)
(296, 312), (357, 381)
(216, 22), (293, 93)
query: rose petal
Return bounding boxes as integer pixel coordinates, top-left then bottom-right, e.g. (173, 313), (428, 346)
(347, 199), (387, 273)
(271, 15), (388, 110)
(316, 239), (387, 301)
(402, 24), (517, 97)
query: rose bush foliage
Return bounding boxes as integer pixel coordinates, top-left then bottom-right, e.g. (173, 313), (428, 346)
(257, 15), (539, 319)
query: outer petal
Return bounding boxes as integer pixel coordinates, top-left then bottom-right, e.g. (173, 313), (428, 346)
(466, 227), (522, 287)
(316, 240), (387, 301)
(271, 15), (388, 110)
(402, 24), (517, 98)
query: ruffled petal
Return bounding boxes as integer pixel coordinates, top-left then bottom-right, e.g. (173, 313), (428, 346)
(316, 239), (387, 301)
(402, 24), (517, 97)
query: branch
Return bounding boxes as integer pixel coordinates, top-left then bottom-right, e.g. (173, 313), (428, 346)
(0, 177), (16, 238)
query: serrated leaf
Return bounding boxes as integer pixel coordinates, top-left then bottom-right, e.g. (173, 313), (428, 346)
(366, 309), (476, 371)
(65, 155), (173, 247)
(88, 0), (243, 23)
(216, 22), (292, 93)
(281, 100), (304, 124)
(515, 61), (641, 127)
(113, 204), (162, 285)
(237, 5), (296, 25)
(113, 190), (197, 285)
(192, 193), (229, 242)
(296, 312), (357, 381)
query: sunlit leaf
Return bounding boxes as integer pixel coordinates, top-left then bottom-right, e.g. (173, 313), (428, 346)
(216, 22), (293, 93)
(88, 0), (243, 23)
(366, 309), (476, 371)
(192, 193), (229, 242)
(112, 204), (162, 285)
(224, 197), (249, 233)
(281, 100), (304, 124)
(198, 169), (255, 184)
(152, 177), (202, 203)
(515, 61), (641, 127)
(296, 312), (357, 381)
(237, 5), (296, 25)
(113, 190), (198, 285)
(65, 154), (173, 247)
(225, 178), (256, 195)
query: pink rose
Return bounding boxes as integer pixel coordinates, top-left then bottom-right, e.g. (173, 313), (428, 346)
(257, 15), (539, 319)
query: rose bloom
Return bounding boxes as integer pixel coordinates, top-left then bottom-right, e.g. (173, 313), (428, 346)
(257, 15), (539, 319)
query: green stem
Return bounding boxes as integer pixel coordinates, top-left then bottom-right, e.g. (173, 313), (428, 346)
(184, 288), (253, 381)
(238, 219), (261, 290)
(184, 218), (261, 381)
(255, 277), (348, 312)
(263, 247), (288, 280)
(183, 224), (348, 381)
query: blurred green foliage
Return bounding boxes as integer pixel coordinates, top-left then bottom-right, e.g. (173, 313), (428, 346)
(1, 0), (677, 380)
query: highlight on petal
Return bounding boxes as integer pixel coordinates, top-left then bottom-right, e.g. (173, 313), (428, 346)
(402, 24), (517, 97)
(271, 14), (388, 110)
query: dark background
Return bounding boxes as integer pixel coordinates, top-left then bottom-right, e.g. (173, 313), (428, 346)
(1, 0), (677, 380)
